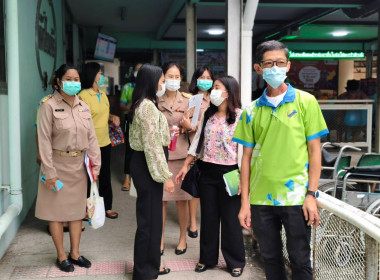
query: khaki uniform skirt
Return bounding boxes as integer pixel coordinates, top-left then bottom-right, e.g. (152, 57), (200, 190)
(35, 153), (87, 222)
(163, 159), (192, 201)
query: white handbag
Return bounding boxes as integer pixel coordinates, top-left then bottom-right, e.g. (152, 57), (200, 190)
(87, 182), (105, 229)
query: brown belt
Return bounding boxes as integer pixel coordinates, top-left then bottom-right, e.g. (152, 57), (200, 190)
(53, 150), (84, 157)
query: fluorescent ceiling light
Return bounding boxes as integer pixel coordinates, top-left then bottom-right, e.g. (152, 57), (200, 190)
(196, 49), (204, 52)
(208, 29), (224, 35)
(331, 31), (349, 37)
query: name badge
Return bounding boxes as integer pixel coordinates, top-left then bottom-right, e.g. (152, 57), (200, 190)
(55, 109), (64, 112)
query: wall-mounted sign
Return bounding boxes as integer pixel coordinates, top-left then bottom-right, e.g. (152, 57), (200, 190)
(35, 0), (57, 90)
(289, 51), (365, 59)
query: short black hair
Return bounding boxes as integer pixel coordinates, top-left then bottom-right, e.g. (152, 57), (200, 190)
(162, 61), (184, 78)
(255, 40), (289, 63)
(53, 64), (79, 91)
(130, 64), (163, 121)
(81, 62), (101, 89)
(204, 75), (241, 125)
(188, 66), (215, 94)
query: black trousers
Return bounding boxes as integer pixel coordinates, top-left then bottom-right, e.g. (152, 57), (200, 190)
(87, 144), (113, 211)
(124, 118), (132, 175)
(131, 148), (167, 280)
(251, 205), (312, 280)
(198, 161), (245, 270)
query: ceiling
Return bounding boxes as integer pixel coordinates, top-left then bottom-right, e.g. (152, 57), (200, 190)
(65, 0), (379, 52)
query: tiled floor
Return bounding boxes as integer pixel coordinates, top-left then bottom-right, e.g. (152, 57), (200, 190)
(0, 144), (266, 280)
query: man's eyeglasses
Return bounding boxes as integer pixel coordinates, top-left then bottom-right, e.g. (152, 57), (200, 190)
(260, 60), (288, 68)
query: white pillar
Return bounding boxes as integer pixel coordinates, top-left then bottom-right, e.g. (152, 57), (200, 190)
(338, 60), (354, 95)
(226, 0), (242, 81)
(0, 0), (23, 240)
(240, 0), (259, 107)
(186, 1), (196, 83)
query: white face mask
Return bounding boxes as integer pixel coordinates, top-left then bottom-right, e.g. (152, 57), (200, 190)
(210, 90), (226, 107)
(133, 71), (138, 78)
(156, 83), (166, 98)
(165, 79), (181, 91)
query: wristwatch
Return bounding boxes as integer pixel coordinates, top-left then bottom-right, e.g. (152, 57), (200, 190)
(306, 190), (319, 198)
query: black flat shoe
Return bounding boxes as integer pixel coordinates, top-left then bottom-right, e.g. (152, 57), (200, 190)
(158, 267), (171, 275)
(68, 254), (92, 268)
(175, 244), (187, 255)
(195, 263), (207, 273)
(231, 268), (243, 277)
(187, 227), (198, 238)
(56, 259), (74, 272)
(160, 249), (164, 256)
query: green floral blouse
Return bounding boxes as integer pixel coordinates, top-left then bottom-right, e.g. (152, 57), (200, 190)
(129, 99), (172, 183)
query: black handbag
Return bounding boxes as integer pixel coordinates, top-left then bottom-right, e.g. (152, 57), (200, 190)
(181, 116), (208, 198)
(181, 160), (200, 198)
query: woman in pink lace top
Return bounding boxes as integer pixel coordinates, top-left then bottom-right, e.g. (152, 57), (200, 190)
(176, 75), (245, 278)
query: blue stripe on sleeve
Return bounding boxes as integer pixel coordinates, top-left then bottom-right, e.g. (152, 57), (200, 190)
(232, 137), (255, 148)
(120, 100), (128, 104)
(306, 129), (329, 141)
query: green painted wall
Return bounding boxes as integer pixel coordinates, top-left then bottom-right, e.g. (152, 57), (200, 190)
(0, 0), (64, 259)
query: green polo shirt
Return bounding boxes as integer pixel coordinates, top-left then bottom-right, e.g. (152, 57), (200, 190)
(232, 84), (328, 206)
(120, 82), (135, 108)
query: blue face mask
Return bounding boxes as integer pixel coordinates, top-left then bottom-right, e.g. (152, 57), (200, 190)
(197, 79), (213, 91)
(97, 75), (105, 86)
(62, 81), (81, 96)
(262, 66), (287, 89)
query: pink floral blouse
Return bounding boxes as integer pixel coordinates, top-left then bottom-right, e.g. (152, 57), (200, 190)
(200, 110), (242, 165)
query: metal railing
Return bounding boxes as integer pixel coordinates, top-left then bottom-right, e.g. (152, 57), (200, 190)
(282, 192), (380, 280)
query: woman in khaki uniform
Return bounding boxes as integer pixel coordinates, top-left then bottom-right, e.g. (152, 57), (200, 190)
(36, 64), (101, 272)
(180, 66), (214, 239)
(159, 62), (194, 255)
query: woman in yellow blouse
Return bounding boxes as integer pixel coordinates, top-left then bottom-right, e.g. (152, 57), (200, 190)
(79, 62), (120, 219)
(129, 64), (175, 279)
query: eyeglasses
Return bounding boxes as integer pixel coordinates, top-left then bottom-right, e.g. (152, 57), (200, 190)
(260, 59), (288, 68)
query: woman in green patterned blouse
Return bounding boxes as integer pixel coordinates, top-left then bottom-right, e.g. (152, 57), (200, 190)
(129, 64), (175, 280)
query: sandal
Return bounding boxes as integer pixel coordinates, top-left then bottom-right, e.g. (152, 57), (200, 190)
(106, 210), (119, 219)
(121, 176), (131, 191)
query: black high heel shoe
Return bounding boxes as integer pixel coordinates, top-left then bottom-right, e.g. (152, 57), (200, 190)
(230, 268), (243, 277)
(194, 263), (207, 273)
(158, 267), (171, 275)
(174, 244), (187, 255)
(187, 226), (198, 238)
(56, 259), (74, 272)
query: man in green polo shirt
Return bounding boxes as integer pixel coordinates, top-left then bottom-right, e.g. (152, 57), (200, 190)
(233, 40), (328, 280)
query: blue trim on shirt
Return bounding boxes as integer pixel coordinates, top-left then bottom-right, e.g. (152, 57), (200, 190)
(97, 93), (101, 103)
(306, 129), (329, 141)
(257, 83), (296, 108)
(232, 137), (255, 148)
(120, 100), (128, 104)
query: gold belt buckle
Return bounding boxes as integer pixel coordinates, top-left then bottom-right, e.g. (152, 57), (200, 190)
(72, 152), (79, 157)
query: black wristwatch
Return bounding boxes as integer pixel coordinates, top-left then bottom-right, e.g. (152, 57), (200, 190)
(306, 190), (319, 198)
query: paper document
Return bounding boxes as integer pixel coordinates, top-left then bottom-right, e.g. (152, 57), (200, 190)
(188, 94), (203, 127)
(85, 153), (95, 183)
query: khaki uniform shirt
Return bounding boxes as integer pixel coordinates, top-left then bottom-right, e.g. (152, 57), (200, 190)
(37, 91), (101, 179)
(158, 92), (191, 161)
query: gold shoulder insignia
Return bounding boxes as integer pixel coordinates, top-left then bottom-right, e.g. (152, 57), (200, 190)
(182, 92), (192, 99)
(40, 94), (52, 104)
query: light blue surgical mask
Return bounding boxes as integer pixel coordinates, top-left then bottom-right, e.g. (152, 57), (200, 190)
(97, 75), (105, 86)
(197, 79), (213, 91)
(262, 66), (287, 89)
(62, 81), (81, 96)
